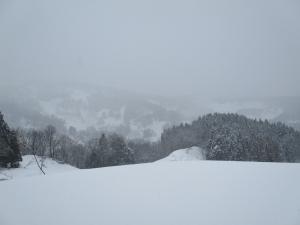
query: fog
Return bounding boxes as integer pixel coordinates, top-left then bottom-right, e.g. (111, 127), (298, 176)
(0, 0), (300, 97)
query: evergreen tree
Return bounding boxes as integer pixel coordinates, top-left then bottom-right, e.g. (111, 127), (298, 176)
(0, 112), (22, 167)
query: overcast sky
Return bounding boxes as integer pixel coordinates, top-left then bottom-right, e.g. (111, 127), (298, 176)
(0, 0), (300, 98)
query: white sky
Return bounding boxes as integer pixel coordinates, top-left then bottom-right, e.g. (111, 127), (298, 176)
(0, 0), (300, 97)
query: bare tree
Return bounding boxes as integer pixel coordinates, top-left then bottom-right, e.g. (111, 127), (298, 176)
(44, 125), (56, 158)
(28, 130), (46, 175)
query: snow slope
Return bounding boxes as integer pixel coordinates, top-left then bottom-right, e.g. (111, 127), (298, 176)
(0, 161), (299, 225)
(157, 146), (205, 162)
(0, 155), (77, 181)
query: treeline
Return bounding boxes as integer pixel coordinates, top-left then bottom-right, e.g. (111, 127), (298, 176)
(15, 126), (163, 168)
(161, 113), (300, 162)
(2, 112), (300, 169)
(17, 126), (134, 169)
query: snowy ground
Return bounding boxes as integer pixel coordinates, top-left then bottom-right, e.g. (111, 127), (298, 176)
(0, 155), (77, 181)
(0, 159), (299, 225)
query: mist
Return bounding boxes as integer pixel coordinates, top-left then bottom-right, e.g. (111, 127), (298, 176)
(1, 0), (300, 98)
(1, 2), (300, 223)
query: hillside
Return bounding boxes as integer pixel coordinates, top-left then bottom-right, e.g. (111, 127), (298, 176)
(0, 161), (299, 225)
(161, 113), (300, 162)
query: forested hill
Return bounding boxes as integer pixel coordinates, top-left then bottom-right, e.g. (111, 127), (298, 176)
(161, 113), (300, 162)
(2, 112), (300, 169)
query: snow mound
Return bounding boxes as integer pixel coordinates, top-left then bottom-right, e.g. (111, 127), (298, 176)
(158, 146), (205, 162)
(0, 155), (77, 181)
(0, 161), (299, 225)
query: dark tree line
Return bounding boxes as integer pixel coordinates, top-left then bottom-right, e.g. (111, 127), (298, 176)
(161, 113), (300, 162)
(2, 112), (300, 169)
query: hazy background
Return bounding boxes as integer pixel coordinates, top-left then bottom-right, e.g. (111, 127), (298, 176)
(1, 0), (300, 141)
(1, 0), (300, 98)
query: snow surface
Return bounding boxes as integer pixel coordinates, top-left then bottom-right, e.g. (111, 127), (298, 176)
(157, 146), (205, 162)
(0, 160), (299, 225)
(0, 155), (77, 181)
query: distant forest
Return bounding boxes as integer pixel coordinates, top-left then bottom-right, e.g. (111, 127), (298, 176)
(1, 112), (300, 168)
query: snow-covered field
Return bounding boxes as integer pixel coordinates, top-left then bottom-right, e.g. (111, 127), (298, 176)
(0, 155), (77, 181)
(0, 158), (299, 225)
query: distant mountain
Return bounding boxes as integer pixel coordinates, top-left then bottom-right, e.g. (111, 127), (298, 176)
(1, 82), (300, 142)
(0, 83), (189, 141)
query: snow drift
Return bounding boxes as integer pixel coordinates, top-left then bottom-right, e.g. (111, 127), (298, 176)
(157, 146), (205, 162)
(0, 161), (299, 225)
(0, 155), (77, 181)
